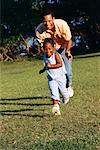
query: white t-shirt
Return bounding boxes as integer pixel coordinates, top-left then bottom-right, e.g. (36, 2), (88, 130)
(44, 52), (67, 80)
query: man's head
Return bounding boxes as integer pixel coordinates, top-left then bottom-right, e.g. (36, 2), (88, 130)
(42, 9), (55, 31)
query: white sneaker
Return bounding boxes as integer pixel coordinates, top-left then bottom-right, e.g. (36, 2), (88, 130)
(68, 86), (74, 97)
(52, 104), (61, 115)
(62, 97), (70, 104)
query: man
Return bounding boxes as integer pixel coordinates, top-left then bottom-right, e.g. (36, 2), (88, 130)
(35, 9), (74, 97)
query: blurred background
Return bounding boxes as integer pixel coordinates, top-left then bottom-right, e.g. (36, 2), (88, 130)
(0, 0), (100, 60)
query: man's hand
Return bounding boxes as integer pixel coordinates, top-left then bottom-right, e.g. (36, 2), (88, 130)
(65, 51), (72, 60)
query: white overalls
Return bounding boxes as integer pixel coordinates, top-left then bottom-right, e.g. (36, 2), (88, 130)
(44, 53), (69, 101)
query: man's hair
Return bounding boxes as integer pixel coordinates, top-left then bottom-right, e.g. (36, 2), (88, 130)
(43, 38), (55, 49)
(41, 9), (54, 19)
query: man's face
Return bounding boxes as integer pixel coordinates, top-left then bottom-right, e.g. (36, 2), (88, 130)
(43, 14), (55, 31)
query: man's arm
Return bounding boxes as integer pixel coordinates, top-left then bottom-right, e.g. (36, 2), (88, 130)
(65, 39), (72, 59)
(35, 23), (47, 54)
(60, 20), (72, 59)
(58, 38), (72, 60)
(65, 39), (72, 52)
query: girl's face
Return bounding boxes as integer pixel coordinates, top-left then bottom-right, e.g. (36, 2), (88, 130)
(44, 42), (54, 58)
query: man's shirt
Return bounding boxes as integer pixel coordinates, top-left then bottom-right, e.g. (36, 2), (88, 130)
(36, 19), (72, 49)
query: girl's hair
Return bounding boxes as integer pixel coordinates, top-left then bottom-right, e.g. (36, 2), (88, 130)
(43, 38), (55, 49)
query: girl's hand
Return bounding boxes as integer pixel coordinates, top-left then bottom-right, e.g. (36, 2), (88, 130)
(39, 66), (46, 74)
(39, 69), (45, 74)
(46, 62), (51, 68)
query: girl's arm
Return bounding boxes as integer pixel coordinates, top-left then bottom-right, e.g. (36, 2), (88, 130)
(39, 66), (47, 74)
(47, 53), (62, 69)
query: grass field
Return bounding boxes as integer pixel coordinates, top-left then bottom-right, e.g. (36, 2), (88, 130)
(0, 55), (100, 150)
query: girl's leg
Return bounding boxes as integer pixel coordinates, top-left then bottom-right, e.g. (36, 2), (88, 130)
(48, 80), (61, 115)
(48, 79), (60, 102)
(58, 75), (70, 104)
(52, 98), (61, 115)
(52, 99), (59, 105)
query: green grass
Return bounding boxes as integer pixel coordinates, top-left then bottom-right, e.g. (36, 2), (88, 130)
(0, 56), (100, 150)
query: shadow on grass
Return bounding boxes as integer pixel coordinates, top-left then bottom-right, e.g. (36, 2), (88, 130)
(0, 102), (52, 106)
(0, 97), (52, 118)
(0, 113), (50, 118)
(0, 96), (50, 101)
(0, 108), (44, 113)
(0, 107), (51, 118)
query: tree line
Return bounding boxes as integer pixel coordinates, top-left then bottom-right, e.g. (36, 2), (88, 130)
(1, 0), (100, 57)
(1, 0), (99, 38)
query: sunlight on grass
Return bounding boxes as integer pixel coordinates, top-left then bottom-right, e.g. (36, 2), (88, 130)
(0, 56), (100, 149)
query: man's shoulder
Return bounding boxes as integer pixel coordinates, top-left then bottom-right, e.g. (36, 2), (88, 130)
(36, 23), (46, 33)
(54, 19), (68, 25)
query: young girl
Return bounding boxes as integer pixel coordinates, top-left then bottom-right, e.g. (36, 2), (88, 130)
(39, 38), (69, 115)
